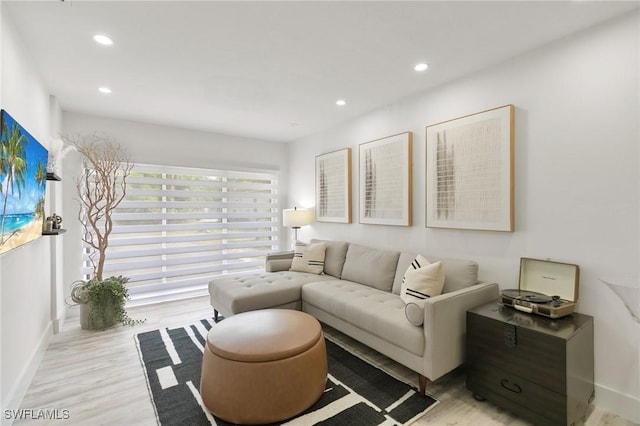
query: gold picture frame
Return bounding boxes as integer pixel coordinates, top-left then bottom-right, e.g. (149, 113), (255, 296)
(359, 132), (413, 226)
(425, 104), (514, 231)
(315, 148), (352, 223)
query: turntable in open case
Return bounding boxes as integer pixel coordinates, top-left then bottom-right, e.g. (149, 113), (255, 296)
(499, 258), (580, 319)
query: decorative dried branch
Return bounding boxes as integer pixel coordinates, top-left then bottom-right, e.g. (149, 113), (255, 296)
(64, 133), (133, 281)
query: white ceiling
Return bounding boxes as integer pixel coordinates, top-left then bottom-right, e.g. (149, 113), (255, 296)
(4, 1), (638, 143)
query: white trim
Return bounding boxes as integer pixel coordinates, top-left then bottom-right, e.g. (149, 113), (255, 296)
(1, 322), (53, 426)
(594, 383), (640, 423)
(52, 311), (65, 334)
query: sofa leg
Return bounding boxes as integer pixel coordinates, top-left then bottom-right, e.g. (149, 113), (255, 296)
(418, 374), (427, 395)
(214, 309), (219, 323)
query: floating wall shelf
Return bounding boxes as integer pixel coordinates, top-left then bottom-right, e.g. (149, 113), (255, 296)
(44, 173), (63, 235)
(43, 229), (67, 236)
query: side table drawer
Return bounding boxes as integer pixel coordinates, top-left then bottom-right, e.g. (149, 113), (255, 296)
(467, 312), (566, 394)
(467, 363), (567, 425)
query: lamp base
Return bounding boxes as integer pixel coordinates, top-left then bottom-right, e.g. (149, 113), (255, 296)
(291, 227), (300, 250)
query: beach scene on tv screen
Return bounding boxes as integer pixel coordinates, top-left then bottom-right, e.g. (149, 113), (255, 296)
(0, 110), (49, 255)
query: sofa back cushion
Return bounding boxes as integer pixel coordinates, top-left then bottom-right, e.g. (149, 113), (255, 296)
(341, 244), (400, 291)
(310, 239), (349, 278)
(392, 252), (479, 295)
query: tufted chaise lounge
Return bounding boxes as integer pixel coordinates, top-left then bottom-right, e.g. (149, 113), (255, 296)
(209, 269), (336, 322)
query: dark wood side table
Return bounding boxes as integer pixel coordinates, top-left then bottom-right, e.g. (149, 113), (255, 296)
(466, 302), (594, 426)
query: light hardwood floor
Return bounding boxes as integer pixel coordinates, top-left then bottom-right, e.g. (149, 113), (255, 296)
(15, 296), (635, 426)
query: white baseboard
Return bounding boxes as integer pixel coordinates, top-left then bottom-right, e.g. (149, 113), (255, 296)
(1, 322), (53, 426)
(52, 311), (65, 334)
(594, 383), (640, 423)
(52, 318), (61, 334)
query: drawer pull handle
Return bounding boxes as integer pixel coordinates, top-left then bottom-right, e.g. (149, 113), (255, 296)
(501, 379), (522, 394)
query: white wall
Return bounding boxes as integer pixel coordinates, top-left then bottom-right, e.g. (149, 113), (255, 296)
(0, 7), (63, 419)
(289, 12), (640, 422)
(61, 113), (290, 299)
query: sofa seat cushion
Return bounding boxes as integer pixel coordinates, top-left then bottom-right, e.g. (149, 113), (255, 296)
(302, 280), (424, 356)
(209, 272), (337, 315)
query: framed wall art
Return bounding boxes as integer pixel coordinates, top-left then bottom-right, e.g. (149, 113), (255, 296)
(359, 132), (412, 226)
(315, 148), (352, 223)
(425, 104), (514, 231)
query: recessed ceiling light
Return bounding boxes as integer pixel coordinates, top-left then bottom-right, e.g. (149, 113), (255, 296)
(98, 87), (112, 94)
(414, 63), (429, 72)
(93, 34), (113, 46)
(336, 99), (346, 106)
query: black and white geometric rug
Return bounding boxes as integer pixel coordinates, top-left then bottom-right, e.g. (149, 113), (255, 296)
(135, 318), (439, 426)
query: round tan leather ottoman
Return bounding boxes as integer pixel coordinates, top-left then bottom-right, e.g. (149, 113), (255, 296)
(200, 309), (327, 425)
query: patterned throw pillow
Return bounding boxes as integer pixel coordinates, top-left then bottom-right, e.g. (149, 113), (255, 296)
(290, 241), (327, 274)
(400, 255), (445, 326)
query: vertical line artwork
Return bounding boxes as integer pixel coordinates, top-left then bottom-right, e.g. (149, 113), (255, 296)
(315, 148), (352, 223)
(319, 160), (327, 216)
(363, 149), (376, 218)
(426, 105), (514, 231)
(359, 132), (412, 227)
(435, 132), (456, 220)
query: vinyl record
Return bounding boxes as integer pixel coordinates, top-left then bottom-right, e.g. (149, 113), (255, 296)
(501, 289), (552, 303)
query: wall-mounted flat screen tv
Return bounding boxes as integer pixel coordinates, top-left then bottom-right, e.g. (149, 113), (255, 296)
(0, 110), (48, 255)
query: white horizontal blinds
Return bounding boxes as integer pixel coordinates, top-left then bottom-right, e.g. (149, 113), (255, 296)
(83, 164), (279, 288)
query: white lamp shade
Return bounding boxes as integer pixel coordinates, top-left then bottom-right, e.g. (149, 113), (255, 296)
(283, 208), (313, 228)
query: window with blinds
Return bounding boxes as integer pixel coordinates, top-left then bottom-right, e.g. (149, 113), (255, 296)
(83, 164), (279, 294)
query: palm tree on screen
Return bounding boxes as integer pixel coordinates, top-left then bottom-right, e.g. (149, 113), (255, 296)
(0, 118), (8, 195)
(0, 123), (28, 243)
(35, 160), (47, 218)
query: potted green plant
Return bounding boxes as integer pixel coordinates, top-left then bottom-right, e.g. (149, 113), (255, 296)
(70, 276), (143, 329)
(66, 134), (143, 330)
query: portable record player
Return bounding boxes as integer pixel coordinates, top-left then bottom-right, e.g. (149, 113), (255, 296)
(499, 257), (580, 319)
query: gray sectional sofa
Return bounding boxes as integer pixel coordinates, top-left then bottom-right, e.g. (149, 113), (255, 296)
(208, 239), (499, 393)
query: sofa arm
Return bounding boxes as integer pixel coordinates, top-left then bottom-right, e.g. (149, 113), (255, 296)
(265, 251), (294, 272)
(422, 282), (499, 380)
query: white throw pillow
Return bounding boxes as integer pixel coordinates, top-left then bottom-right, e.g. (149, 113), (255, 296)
(290, 241), (327, 274)
(400, 256), (445, 325)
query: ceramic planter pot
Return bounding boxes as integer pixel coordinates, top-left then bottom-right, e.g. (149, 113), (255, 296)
(79, 300), (117, 330)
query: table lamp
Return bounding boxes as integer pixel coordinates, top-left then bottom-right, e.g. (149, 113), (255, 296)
(282, 207), (313, 246)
